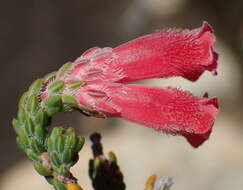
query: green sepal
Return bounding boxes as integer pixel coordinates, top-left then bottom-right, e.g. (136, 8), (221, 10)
(43, 72), (56, 83)
(56, 135), (65, 153)
(57, 62), (73, 78)
(35, 125), (46, 143)
(17, 106), (27, 123)
(30, 138), (45, 154)
(46, 107), (62, 116)
(18, 92), (28, 108)
(16, 137), (27, 152)
(28, 79), (43, 94)
(47, 138), (55, 153)
(56, 164), (69, 175)
(47, 127), (64, 152)
(27, 94), (39, 114)
(65, 127), (78, 150)
(74, 137), (85, 153)
(50, 152), (62, 167)
(14, 70), (88, 190)
(44, 95), (62, 107)
(62, 148), (73, 164)
(62, 95), (78, 107)
(26, 148), (41, 162)
(25, 118), (35, 136)
(52, 178), (66, 190)
(14, 127), (29, 148)
(34, 162), (52, 176)
(34, 110), (50, 127)
(43, 96), (62, 116)
(68, 80), (84, 90)
(50, 127), (64, 141)
(48, 80), (65, 93)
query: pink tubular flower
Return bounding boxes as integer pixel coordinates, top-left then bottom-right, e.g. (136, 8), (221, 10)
(61, 22), (219, 148)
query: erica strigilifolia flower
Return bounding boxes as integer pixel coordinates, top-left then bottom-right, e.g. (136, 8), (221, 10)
(55, 22), (219, 148)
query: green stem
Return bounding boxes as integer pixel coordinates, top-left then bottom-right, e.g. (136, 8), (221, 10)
(12, 63), (84, 190)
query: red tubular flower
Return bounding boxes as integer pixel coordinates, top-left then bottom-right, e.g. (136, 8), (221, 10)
(62, 22), (219, 148)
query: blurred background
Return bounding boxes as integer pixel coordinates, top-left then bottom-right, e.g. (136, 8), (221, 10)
(1, 0), (243, 189)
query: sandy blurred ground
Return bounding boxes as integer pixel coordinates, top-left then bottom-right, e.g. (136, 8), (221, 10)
(1, 0), (243, 189)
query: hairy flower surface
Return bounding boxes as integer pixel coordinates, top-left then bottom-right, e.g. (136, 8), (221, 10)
(59, 22), (219, 147)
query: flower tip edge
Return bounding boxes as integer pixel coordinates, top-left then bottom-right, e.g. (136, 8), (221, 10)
(201, 21), (214, 34)
(202, 92), (219, 109)
(184, 128), (212, 148)
(201, 21), (219, 76)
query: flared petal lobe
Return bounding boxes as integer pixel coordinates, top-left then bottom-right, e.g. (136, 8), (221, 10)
(61, 22), (219, 147)
(73, 83), (218, 147)
(113, 22), (218, 82)
(71, 22), (217, 83)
